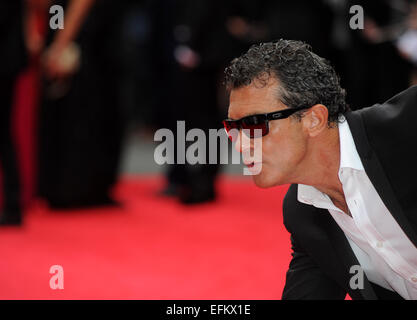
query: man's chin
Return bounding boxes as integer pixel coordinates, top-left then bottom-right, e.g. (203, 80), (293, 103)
(251, 171), (286, 188)
(252, 174), (275, 188)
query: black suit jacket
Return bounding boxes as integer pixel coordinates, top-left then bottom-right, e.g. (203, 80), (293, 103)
(281, 85), (417, 300)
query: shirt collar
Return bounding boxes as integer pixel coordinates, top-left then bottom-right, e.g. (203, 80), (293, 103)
(297, 184), (327, 205)
(338, 116), (364, 171)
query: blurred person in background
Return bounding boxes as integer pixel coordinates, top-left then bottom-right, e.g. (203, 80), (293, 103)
(118, 0), (155, 130)
(0, 1), (28, 225)
(153, 0), (229, 204)
(37, 0), (127, 208)
(344, 0), (416, 108)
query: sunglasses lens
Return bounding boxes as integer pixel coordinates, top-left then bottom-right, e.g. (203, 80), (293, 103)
(223, 115), (268, 141)
(241, 116), (268, 138)
(223, 120), (239, 141)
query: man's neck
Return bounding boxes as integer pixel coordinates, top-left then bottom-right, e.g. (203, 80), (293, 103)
(295, 126), (349, 214)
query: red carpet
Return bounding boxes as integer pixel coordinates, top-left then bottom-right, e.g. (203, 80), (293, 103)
(0, 175), (291, 300)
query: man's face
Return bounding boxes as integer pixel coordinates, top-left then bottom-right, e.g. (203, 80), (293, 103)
(228, 79), (308, 188)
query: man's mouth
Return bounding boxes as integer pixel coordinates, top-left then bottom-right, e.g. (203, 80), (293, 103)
(243, 161), (263, 175)
(244, 162), (260, 168)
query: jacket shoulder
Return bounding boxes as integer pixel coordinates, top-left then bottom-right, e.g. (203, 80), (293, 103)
(360, 85), (417, 137)
(283, 184), (317, 233)
(283, 184), (298, 232)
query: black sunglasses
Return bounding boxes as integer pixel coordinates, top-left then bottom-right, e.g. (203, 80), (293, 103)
(223, 105), (311, 141)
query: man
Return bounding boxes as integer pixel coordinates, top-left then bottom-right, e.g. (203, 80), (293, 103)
(223, 39), (417, 300)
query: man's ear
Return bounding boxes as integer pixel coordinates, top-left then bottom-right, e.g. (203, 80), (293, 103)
(302, 104), (329, 137)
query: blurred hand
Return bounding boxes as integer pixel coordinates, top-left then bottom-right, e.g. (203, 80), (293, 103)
(362, 18), (383, 43)
(174, 45), (200, 69)
(226, 16), (268, 42)
(42, 42), (80, 79)
(226, 16), (250, 39)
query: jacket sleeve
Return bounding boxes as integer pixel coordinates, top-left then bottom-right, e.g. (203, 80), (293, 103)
(281, 185), (347, 300)
(281, 233), (347, 300)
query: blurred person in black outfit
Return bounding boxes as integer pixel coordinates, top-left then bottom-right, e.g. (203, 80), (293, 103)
(0, 1), (28, 225)
(38, 0), (127, 208)
(118, 0), (155, 129)
(153, 0), (228, 204)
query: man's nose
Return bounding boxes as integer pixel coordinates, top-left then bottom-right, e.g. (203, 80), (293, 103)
(234, 131), (251, 154)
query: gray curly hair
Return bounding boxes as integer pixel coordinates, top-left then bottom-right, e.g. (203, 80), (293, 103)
(225, 39), (349, 125)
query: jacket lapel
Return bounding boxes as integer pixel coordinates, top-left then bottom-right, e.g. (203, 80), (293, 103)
(320, 210), (377, 300)
(345, 111), (417, 247)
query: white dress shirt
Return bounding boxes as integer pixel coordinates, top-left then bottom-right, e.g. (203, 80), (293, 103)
(297, 118), (417, 299)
